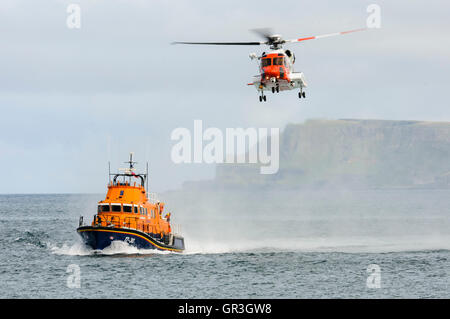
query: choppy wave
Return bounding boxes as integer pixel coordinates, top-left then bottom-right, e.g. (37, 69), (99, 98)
(14, 230), (49, 248)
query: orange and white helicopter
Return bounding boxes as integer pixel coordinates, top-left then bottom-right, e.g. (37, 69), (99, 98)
(173, 27), (366, 102)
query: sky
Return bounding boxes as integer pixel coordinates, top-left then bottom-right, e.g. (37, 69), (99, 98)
(0, 0), (449, 193)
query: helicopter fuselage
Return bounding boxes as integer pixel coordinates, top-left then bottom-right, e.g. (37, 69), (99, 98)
(249, 49), (307, 100)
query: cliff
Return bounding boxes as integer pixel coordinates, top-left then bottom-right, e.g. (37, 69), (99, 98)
(196, 119), (450, 190)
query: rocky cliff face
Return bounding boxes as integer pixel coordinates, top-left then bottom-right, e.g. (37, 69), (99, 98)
(209, 119), (450, 189)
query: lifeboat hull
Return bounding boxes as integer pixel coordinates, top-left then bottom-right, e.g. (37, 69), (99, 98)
(77, 226), (185, 253)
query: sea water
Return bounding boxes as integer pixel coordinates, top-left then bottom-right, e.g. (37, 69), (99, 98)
(0, 190), (448, 298)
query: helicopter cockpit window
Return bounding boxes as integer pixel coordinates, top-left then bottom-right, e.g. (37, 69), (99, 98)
(261, 58), (271, 67)
(273, 57), (284, 65)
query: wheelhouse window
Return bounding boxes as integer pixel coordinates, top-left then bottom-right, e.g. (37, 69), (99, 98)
(98, 204), (110, 213)
(273, 57), (284, 65)
(261, 58), (271, 67)
(134, 206), (138, 214)
(111, 205), (121, 212)
(123, 205), (132, 213)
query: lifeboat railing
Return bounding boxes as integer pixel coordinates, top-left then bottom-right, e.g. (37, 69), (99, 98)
(82, 214), (180, 245)
(91, 214), (164, 236)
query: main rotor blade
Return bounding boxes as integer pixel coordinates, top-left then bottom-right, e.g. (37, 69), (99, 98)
(287, 27), (367, 43)
(172, 41), (263, 46)
(250, 28), (274, 41)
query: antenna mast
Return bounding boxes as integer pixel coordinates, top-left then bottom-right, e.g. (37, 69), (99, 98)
(126, 152), (137, 170)
(146, 161), (149, 196)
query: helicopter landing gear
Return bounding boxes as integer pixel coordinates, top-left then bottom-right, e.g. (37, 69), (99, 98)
(259, 92), (267, 102)
(272, 87), (275, 94)
(298, 88), (306, 99)
(276, 86), (280, 93)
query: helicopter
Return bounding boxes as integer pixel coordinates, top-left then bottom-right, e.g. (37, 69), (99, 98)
(173, 27), (366, 102)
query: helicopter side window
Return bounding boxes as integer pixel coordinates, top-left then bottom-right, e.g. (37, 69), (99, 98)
(273, 57), (284, 65)
(261, 58), (271, 67)
(111, 205), (121, 212)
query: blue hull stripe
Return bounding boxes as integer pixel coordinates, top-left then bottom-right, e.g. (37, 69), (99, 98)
(77, 227), (184, 252)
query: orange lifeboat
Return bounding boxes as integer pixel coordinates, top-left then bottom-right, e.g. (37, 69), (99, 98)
(77, 153), (185, 252)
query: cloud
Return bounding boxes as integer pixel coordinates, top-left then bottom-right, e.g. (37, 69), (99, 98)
(0, 0), (449, 193)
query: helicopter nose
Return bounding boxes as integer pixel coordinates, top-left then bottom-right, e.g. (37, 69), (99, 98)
(262, 66), (279, 79)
